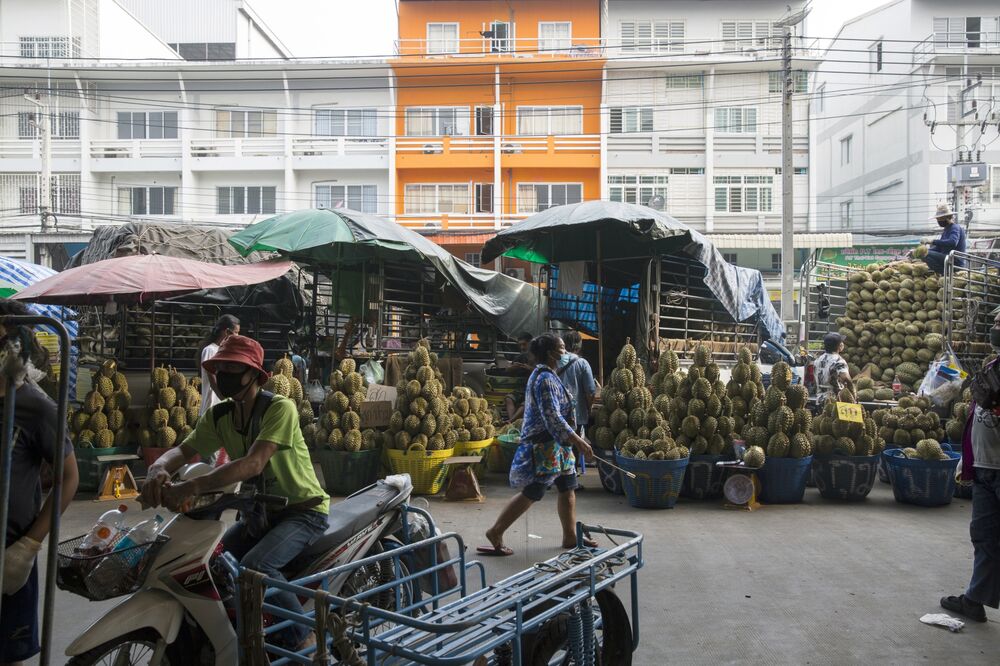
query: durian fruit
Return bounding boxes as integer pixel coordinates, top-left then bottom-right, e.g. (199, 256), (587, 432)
(744, 445), (766, 468)
(156, 426), (178, 448)
(264, 374), (291, 398)
(168, 367), (188, 393)
(302, 423), (319, 448)
(96, 429), (115, 448)
(158, 387), (178, 409)
(152, 366), (170, 389)
(274, 355), (295, 378)
(95, 374), (115, 398)
(84, 391), (105, 415)
(89, 411), (109, 433)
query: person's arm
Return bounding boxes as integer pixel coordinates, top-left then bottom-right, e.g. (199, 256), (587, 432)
(140, 443), (201, 508)
(537, 375), (592, 459)
(162, 440), (278, 511)
(932, 226), (960, 252)
(583, 363), (597, 410)
(25, 449), (78, 543)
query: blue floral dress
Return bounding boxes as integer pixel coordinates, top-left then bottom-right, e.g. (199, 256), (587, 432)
(509, 365), (578, 489)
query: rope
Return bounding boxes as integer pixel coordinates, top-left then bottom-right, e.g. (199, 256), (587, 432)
(238, 569), (268, 666)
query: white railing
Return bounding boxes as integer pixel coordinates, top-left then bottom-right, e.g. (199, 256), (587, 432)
(396, 137), (493, 154)
(395, 36), (602, 58)
(913, 31), (1000, 65)
(89, 139), (182, 159)
(396, 212), (526, 231)
(0, 139), (81, 159)
(291, 137), (388, 156)
(189, 137), (285, 158)
(500, 135), (600, 153)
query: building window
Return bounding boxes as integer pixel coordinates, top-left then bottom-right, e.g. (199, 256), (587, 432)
(120, 186), (177, 215)
(217, 186), (277, 215)
(771, 253), (782, 271)
(404, 184), (471, 214)
(619, 20), (685, 53)
(665, 74), (703, 89)
(933, 17), (998, 48)
(538, 22), (572, 52)
(475, 183), (493, 213)
(721, 21), (777, 52)
(870, 41), (883, 73)
(670, 167), (705, 175)
(714, 107), (758, 133)
(794, 167), (808, 175)
(19, 36), (80, 58)
(610, 107), (653, 133)
(475, 107), (494, 135)
(17, 111), (80, 139)
(168, 42), (236, 60)
(517, 183), (583, 213)
(215, 110), (277, 138)
(608, 175), (668, 207)
(487, 21), (512, 53)
(405, 107), (470, 136)
(722, 252), (738, 264)
(768, 71), (809, 93)
(314, 109), (377, 137)
(840, 200), (853, 228)
(315, 184), (377, 213)
(516, 106), (583, 135)
(17, 174), (80, 215)
(426, 23), (459, 54)
(464, 253), (482, 267)
(817, 84), (826, 111)
(840, 135), (853, 165)
(116, 112), (179, 140)
(713, 175), (774, 213)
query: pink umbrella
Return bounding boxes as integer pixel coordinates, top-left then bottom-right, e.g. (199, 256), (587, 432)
(13, 254), (293, 306)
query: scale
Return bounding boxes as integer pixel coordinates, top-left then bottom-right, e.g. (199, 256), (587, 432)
(717, 452), (761, 511)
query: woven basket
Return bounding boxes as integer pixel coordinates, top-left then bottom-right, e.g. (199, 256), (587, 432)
(883, 449), (961, 507)
(812, 454), (879, 501)
(616, 452), (688, 509)
(680, 455), (726, 499)
(312, 448), (381, 497)
(385, 445), (454, 495)
(495, 433), (521, 473)
(757, 456), (813, 504)
(455, 438), (493, 476)
(594, 447), (624, 495)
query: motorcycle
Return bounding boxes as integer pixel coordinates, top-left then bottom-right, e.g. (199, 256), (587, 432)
(61, 465), (418, 665)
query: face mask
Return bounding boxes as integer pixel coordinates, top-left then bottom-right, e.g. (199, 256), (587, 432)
(991, 329), (1000, 350)
(560, 353), (571, 364)
(216, 370), (250, 399)
(937, 218), (950, 228)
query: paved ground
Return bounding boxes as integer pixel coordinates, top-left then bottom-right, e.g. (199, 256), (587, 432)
(29, 472), (998, 665)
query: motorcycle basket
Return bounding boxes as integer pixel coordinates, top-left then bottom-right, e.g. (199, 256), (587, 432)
(56, 534), (170, 601)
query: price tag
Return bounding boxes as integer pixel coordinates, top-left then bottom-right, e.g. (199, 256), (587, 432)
(836, 402), (864, 423)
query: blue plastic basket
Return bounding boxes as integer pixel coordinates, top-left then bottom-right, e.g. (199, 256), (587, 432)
(882, 449), (961, 507)
(878, 448), (899, 484)
(812, 454), (879, 501)
(616, 452), (689, 509)
(594, 447), (624, 495)
(681, 455), (726, 499)
(756, 456), (813, 504)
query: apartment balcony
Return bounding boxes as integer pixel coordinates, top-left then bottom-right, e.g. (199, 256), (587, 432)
(291, 137), (389, 170)
(396, 137), (494, 169)
(396, 135), (600, 169)
(396, 212), (526, 231)
(0, 139), (80, 171)
(394, 37), (602, 59)
(89, 139), (182, 172)
(189, 138), (285, 171)
(913, 31), (1000, 66)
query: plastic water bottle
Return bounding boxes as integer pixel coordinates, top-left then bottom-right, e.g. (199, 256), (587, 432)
(113, 515), (165, 565)
(78, 504), (128, 555)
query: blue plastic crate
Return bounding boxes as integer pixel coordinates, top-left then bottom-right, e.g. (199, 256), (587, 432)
(812, 454), (879, 501)
(757, 455), (813, 504)
(594, 447), (624, 495)
(616, 452), (688, 509)
(882, 449), (961, 507)
(681, 454), (726, 499)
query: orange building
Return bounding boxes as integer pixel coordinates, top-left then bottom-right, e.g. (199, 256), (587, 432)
(392, 0), (603, 273)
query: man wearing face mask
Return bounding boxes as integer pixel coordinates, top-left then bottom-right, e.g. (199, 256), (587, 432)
(922, 203), (967, 275)
(941, 309), (1000, 623)
(139, 334), (328, 651)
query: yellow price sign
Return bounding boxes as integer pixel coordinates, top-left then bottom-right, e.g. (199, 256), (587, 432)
(836, 402), (864, 424)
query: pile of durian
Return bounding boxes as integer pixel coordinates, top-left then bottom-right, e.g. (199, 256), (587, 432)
(70, 359), (132, 448)
(666, 344), (737, 457)
(742, 361), (812, 464)
(853, 376), (895, 403)
(263, 355), (314, 430)
(384, 341), (457, 451)
(945, 388), (972, 444)
(725, 347), (766, 438)
(837, 261), (945, 390)
(871, 394), (944, 449)
(813, 387), (886, 456)
(898, 438), (952, 461)
(310, 358), (377, 452)
(589, 339), (656, 451)
(449, 385), (497, 443)
(140, 366), (201, 449)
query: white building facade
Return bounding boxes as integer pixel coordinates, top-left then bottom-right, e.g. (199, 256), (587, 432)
(812, 0), (1000, 236)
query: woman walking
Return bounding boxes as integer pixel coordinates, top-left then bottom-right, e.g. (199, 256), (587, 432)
(199, 315), (240, 416)
(481, 333), (595, 556)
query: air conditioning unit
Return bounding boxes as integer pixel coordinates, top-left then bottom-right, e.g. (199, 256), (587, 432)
(505, 268), (525, 280)
(423, 144), (442, 154)
(502, 142), (522, 154)
(424, 221), (441, 229)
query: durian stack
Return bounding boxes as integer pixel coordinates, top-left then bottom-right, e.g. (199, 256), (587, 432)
(659, 344), (736, 457)
(617, 409), (688, 461)
(945, 388), (972, 444)
(854, 376), (896, 403)
(741, 361), (813, 464)
(900, 439), (951, 461)
(837, 261), (945, 390)
(725, 347), (766, 438)
(264, 355), (315, 434)
(383, 341), (457, 451)
(812, 388), (886, 457)
(312, 358), (376, 452)
(449, 385), (496, 443)
(588, 339), (655, 451)
(871, 394), (944, 450)
(70, 359), (132, 449)
(139, 366), (201, 449)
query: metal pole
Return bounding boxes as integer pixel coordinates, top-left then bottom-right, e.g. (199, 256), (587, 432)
(780, 27), (795, 326)
(596, 231), (604, 385)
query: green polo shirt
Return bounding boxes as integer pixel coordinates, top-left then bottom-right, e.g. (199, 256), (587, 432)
(184, 395), (329, 515)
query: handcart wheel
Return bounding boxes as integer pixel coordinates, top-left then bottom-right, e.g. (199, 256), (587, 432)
(521, 589), (632, 666)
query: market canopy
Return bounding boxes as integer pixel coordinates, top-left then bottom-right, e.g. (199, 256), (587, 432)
(13, 254), (293, 306)
(0, 256), (78, 337)
(229, 208), (546, 337)
(481, 200), (784, 342)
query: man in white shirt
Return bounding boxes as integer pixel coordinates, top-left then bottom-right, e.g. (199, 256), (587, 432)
(813, 332), (852, 402)
(199, 315), (240, 417)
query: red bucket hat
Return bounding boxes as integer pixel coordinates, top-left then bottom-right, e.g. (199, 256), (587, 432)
(201, 334), (270, 384)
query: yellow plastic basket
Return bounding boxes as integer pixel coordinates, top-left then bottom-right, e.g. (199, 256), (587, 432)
(386, 445), (455, 495)
(455, 438), (494, 476)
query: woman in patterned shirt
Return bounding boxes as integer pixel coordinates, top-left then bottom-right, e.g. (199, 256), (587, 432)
(481, 333), (595, 556)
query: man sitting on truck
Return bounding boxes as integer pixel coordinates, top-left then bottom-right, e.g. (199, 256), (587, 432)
(814, 332), (853, 404)
(923, 203), (967, 275)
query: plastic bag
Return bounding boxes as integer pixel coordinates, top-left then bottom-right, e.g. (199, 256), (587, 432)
(918, 349), (966, 407)
(360, 359), (384, 386)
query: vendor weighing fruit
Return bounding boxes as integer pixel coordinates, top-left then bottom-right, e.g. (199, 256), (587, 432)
(813, 332), (853, 404)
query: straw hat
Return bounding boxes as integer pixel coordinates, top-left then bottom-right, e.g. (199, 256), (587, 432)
(930, 203), (955, 220)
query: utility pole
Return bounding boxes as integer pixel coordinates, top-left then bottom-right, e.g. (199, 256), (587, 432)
(775, 5), (809, 328)
(24, 94), (52, 265)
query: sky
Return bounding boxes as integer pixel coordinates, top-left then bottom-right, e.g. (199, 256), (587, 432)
(251, 0), (876, 59)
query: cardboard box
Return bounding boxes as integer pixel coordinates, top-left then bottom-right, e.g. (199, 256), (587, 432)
(359, 384), (397, 429)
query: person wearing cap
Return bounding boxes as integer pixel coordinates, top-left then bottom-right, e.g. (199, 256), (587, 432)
(139, 334), (329, 651)
(922, 203), (967, 275)
(813, 332), (853, 403)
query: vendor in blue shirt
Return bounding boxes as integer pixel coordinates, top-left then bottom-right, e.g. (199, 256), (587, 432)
(558, 331), (597, 477)
(923, 203), (967, 275)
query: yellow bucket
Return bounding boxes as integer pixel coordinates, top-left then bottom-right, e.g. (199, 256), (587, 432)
(385, 445), (455, 495)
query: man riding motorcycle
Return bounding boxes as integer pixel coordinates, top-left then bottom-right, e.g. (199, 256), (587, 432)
(139, 334), (329, 651)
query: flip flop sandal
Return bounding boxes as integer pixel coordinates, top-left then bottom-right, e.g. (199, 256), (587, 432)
(476, 544), (514, 556)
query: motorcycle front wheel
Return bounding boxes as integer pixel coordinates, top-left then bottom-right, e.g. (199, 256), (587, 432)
(67, 629), (171, 666)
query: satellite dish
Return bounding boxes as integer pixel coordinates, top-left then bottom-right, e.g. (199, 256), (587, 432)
(646, 195), (665, 211)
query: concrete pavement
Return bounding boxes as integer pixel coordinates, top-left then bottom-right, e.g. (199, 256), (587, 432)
(28, 473), (997, 665)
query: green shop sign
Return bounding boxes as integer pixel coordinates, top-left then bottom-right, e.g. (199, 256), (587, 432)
(818, 245), (914, 268)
